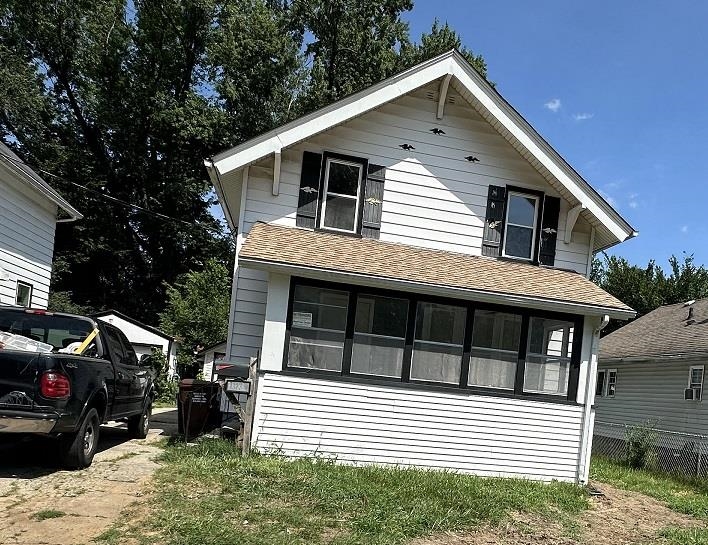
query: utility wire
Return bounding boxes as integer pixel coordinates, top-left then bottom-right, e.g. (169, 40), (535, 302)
(0, 152), (232, 237)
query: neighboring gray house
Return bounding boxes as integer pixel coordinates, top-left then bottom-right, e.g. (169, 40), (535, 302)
(596, 299), (708, 435)
(206, 50), (637, 483)
(0, 143), (82, 308)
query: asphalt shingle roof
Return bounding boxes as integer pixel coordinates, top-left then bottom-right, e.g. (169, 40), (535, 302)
(239, 222), (633, 315)
(600, 298), (708, 360)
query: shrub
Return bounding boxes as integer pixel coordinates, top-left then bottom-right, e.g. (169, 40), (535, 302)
(625, 420), (658, 469)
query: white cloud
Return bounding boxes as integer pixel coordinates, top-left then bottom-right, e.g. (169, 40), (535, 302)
(544, 98), (561, 112)
(628, 200), (638, 209)
(681, 225), (689, 234)
(628, 193), (639, 209)
(599, 190), (618, 208)
(573, 112), (594, 121)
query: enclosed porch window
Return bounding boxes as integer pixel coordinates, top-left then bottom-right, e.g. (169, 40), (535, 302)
(284, 278), (583, 403)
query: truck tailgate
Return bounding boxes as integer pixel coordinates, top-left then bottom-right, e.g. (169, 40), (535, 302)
(0, 351), (39, 409)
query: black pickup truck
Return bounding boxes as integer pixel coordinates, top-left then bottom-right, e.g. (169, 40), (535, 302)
(0, 307), (156, 469)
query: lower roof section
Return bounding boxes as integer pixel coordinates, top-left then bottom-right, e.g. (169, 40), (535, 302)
(239, 222), (635, 319)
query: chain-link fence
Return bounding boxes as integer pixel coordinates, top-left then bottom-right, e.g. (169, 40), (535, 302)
(593, 420), (708, 477)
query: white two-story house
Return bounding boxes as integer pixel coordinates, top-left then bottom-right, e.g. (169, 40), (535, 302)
(0, 142), (82, 309)
(205, 50), (637, 483)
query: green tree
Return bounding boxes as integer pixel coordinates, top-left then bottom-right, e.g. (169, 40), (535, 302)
(593, 253), (708, 334)
(159, 259), (231, 373)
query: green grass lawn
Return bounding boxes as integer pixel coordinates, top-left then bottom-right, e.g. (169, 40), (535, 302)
(591, 456), (708, 544)
(100, 438), (588, 545)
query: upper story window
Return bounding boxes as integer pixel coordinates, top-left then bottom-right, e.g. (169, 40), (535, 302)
(319, 156), (365, 233)
(503, 192), (540, 260)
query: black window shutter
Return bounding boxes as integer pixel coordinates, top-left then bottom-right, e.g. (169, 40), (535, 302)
(538, 196), (560, 266)
(361, 164), (386, 239)
(482, 185), (506, 257)
(296, 151), (323, 228)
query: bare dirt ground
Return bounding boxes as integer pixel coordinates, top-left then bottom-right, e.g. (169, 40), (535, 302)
(410, 481), (704, 545)
(0, 407), (177, 545)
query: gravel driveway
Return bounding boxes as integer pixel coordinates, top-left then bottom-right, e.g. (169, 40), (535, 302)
(0, 407), (177, 545)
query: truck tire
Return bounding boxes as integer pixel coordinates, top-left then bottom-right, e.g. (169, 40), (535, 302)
(60, 408), (100, 470)
(127, 400), (152, 439)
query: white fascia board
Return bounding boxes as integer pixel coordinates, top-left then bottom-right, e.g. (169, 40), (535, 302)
(239, 257), (636, 320)
(449, 54), (635, 243)
(205, 162), (238, 234)
(209, 55), (454, 176)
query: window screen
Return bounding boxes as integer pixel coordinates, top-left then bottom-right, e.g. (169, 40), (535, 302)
(523, 317), (574, 396)
(410, 302), (466, 384)
(468, 310), (521, 390)
(288, 284), (349, 371)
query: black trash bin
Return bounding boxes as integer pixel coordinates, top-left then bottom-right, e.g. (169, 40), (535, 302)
(177, 379), (221, 440)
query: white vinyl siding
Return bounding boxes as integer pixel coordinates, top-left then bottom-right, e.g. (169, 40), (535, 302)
(253, 372), (584, 482)
(596, 359), (708, 436)
(225, 82), (592, 364)
(0, 171), (57, 309)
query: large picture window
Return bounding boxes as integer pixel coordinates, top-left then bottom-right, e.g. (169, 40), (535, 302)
(503, 192), (539, 260)
(288, 285), (349, 371)
(411, 302), (467, 384)
(351, 294), (408, 378)
(284, 278), (583, 403)
(468, 310), (522, 390)
(319, 157), (364, 233)
(523, 317), (574, 396)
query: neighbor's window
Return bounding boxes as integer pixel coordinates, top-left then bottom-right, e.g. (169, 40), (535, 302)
(468, 310), (522, 390)
(351, 294), (409, 378)
(689, 366), (704, 400)
(596, 370), (607, 397)
(288, 284), (349, 371)
(503, 192), (539, 260)
(607, 369), (617, 397)
(15, 281), (32, 307)
(523, 317), (574, 396)
(410, 302), (467, 384)
(319, 156), (365, 233)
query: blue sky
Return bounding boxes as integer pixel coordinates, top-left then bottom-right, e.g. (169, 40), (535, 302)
(406, 0), (708, 268)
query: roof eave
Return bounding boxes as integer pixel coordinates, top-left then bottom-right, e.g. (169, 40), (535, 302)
(600, 352), (708, 364)
(239, 256), (636, 320)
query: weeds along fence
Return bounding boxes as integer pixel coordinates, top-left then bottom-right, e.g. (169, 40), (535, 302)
(593, 420), (708, 477)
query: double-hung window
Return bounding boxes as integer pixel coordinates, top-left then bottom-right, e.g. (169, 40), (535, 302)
(687, 366), (704, 401)
(16, 281), (33, 307)
(607, 369), (617, 397)
(503, 192), (540, 260)
(319, 156), (365, 233)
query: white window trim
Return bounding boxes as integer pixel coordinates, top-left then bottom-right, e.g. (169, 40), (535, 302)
(319, 157), (364, 234)
(15, 280), (33, 307)
(502, 191), (540, 261)
(688, 365), (704, 401)
(606, 368), (617, 398)
(596, 369), (607, 398)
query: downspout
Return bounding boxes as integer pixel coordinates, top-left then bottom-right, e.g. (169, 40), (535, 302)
(577, 314), (610, 484)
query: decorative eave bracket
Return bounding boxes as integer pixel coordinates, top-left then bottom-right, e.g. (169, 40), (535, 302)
(436, 73), (453, 120)
(564, 204), (586, 244)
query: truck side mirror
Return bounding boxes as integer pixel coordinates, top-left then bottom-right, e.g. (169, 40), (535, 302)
(139, 354), (153, 367)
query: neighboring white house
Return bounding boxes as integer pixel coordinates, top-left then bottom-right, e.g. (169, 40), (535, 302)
(205, 50), (637, 483)
(596, 298), (708, 436)
(93, 310), (179, 376)
(198, 340), (227, 380)
(0, 142), (82, 308)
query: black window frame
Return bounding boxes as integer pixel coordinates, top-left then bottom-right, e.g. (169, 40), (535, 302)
(501, 185), (546, 264)
(315, 152), (368, 237)
(282, 276), (584, 405)
(596, 369), (607, 397)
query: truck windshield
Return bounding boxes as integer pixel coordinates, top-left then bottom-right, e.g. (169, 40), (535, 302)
(0, 310), (94, 351)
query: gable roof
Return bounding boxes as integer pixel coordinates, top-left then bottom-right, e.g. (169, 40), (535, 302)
(205, 50), (636, 252)
(600, 298), (708, 361)
(92, 309), (176, 341)
(0, 142), (82, 221)
(240, 222), (635, 319)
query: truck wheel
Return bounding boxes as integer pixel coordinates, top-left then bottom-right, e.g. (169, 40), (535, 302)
(60, 408), (100, 470)
(128, 400), (152, 439)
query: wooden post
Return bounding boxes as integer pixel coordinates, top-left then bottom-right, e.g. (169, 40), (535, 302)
(241, 354), (260, 456)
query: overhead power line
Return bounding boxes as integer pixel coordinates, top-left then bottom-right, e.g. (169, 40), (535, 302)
(0, 152), (232, 237)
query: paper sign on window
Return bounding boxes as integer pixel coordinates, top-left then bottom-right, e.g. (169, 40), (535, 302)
(292, 312), (313, 328)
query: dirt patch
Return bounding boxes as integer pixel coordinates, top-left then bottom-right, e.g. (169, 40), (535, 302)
(408, 481), (704, 545)
(0, 408), (176, 545)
